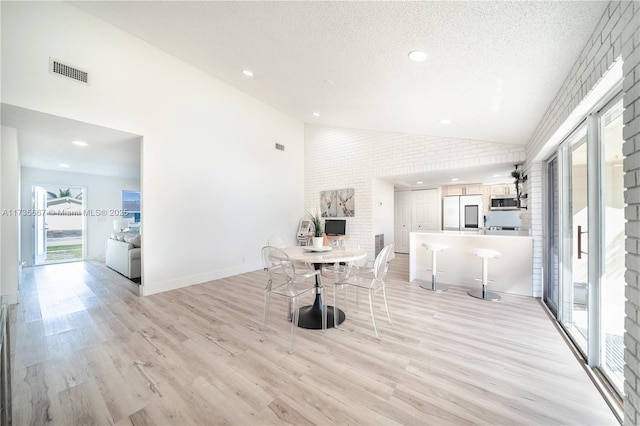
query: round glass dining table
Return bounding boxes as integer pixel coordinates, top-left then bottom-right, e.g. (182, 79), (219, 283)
(277, 246), (367, 329)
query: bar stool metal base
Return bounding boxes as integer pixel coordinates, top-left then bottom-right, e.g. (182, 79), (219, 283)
(420, 276), (448, 292)
(467, 289), (501, 301)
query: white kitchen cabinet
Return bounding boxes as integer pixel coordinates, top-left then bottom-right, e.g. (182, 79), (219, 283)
(464, 184), (484, 195)
(491, 184), (516, 195)
(444, 185), (464, 196)
(483, 185), (492, 212)
(444, 183), (483, 196)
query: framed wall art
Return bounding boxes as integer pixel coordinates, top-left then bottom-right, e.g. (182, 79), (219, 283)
(320, 187), (354, 217)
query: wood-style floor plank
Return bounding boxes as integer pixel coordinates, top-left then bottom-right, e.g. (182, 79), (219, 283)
(9, 257), (618, 425)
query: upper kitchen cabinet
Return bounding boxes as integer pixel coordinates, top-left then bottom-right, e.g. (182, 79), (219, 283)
(484, 183), (517, 209)
(490, 184), (516, 195)
(443, 183), (483, 196)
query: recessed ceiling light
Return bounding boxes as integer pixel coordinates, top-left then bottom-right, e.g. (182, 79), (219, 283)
(451, 178), (459, 182)
(492, 174), (502, 178)
(408, 50), (428, 62)
(312, 112), (320, 117)
(72, 140), (88, 147)
(59, 163), (70, 168)
(440, 119), (451, 125)
(416, 181), (423, 185)
(242, 70), (254, 77)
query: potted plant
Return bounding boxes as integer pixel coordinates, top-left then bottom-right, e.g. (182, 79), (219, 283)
(511, 167), (527, 207)
(307, 209), (324, 248)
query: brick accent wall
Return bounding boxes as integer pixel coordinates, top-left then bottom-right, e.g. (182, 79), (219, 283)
(622, 1), (640, 423)
(305, 125), (525, 259)
(521, 1), (639, 422)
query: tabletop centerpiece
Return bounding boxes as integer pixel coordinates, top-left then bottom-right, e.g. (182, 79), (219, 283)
(307, 208), (324, 248)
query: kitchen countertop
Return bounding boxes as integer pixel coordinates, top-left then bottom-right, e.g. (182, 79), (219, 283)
(409, 230), (533, 296)
(414, 229), (531, 237)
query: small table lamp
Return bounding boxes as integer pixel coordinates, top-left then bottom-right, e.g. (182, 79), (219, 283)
(113, 219), (129, 232)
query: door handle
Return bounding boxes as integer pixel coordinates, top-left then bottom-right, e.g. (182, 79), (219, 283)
(577, 225), (588, 259)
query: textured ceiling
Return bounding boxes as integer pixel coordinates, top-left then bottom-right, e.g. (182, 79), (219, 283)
(4, 1), (608, 185)
(73, 0), (608, 146)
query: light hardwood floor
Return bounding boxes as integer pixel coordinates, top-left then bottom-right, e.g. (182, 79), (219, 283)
(10, 255), (618, 425)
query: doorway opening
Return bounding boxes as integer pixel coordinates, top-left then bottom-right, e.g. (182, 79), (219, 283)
(33, 185), (85, 265)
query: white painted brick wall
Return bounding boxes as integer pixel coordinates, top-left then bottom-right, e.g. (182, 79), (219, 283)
(305, 125), (525, 260)
(624, 0), (640, 421)
(523, 1), (639, 422)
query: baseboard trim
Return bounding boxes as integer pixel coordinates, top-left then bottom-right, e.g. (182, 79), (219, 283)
(139, 262), (262, 296)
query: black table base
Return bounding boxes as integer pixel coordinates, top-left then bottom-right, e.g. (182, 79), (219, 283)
(296, 304), (345, 329)
(294, 263), (346, 329)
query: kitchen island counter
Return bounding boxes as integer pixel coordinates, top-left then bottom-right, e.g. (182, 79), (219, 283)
(410, 231), (533, 296)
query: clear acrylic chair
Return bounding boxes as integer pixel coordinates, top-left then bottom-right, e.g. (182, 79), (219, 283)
(267, 235), (289, 248)
(260, 245), (326, 354)
(333, 243), (394, 339)
(267, 235), (314, 273)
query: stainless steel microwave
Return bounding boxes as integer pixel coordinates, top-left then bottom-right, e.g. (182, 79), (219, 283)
(489, 195), (519, 210)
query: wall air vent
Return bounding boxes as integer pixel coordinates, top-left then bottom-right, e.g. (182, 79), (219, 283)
(275, 143), (285, 151)
(49, 58), (89, 85)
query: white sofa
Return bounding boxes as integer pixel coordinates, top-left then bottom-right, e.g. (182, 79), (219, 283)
(106, 236), (141, 279)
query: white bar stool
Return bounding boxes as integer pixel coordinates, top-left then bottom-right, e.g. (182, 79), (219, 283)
(420, 242), (448, 292)
(468, 248), (501, 301)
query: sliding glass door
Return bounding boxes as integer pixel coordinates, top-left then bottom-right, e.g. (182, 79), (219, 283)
(545, 157), (559, 316)
(560, 124), (589, 354)
(545, 95), (624, 395)
(600, 100), (625, 391)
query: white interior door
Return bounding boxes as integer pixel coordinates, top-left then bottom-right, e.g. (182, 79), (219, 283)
(34, 186), (47, 264)
(394, 191), (411, 253)
(412, 189), (439, 231)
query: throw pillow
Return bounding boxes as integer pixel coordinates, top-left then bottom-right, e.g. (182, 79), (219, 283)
(124, 234), (141, 248)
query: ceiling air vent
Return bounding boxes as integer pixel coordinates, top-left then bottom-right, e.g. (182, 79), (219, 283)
(275, 143), (285, 151)
(49, 58), (89, 85)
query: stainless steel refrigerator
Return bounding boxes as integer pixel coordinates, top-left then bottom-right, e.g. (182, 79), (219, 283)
(443, 195), (483, 231)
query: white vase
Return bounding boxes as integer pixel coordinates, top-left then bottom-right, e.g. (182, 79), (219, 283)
(313, 237), (323, 248)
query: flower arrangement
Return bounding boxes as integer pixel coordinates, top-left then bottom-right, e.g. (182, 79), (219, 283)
(307, 208), (323, 237)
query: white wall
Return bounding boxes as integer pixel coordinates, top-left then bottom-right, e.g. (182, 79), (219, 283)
(20, 167), (140, 265)
(1, 126), (20, 304)
(372, 178), (394, 246)
(305, 124), (525, 259)
(1, 2), (305, 295)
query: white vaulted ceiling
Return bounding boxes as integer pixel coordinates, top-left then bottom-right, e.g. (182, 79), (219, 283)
(71, 0), (608, 146)
(4, 1), (609, 185)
